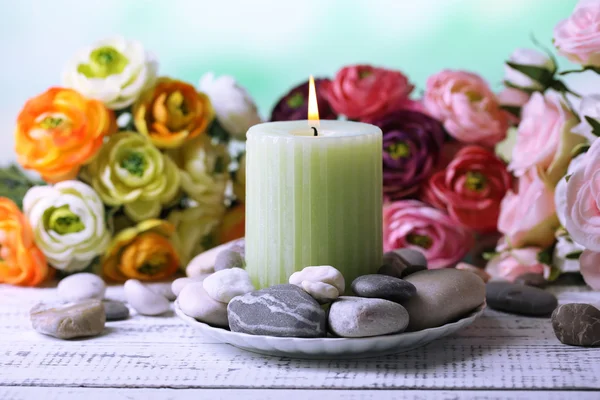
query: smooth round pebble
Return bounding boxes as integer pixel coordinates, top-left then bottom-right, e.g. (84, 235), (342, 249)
(147, 282), (177, 301)
(103, 300), (130, 321)
(215, 250), (245, 271)
(403, 269), (485, 331)
(186, 239), (245, 277)
(378, 249), (427, 278)
(486, 281), (557, 316)
(124, 279), (170, 316)
(552, 303), (600, 346)
(228, 284), (326, 338)
(30, 300), (106, 339)
(301, 280), (339, 304)
(177, 282), (228, 327)
(328, 296), (409, 338)
(203, 268), (254, 303)
(456, 262), (491, 283)
(514, 273), (547, 288)
(289, 265), (345, 294)
(171, 275), (210, 297)
(351, 274), (416, 303)
(57, 273), (106, 302)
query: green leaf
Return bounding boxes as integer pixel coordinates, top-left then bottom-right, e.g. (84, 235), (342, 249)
(500, 105), (521, 118)
(537, 247), (553, 265)
(565, 251), (583, 260)
(571, 143), (590, 158)
(585, 116), (600, 137)
(0, 165), (40, 209)
(506, 61), (554, 85)
(482, 251), (499, 261)
(208, 119), (230, 143)
(560, 65), (600, 76)
(547, 265), (562, 282)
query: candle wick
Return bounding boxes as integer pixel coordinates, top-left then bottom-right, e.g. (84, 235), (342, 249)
(311, 127), (318, 137)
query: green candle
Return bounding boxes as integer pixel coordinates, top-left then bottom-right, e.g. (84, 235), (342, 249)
(245, 120), (383, 289)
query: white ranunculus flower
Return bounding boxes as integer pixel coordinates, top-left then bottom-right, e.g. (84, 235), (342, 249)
(553, 234), (584, 273)
(504, 48), (556, 91)
(555, 153), (587, 227)
(572, 94), (600, 143)
(23, 181), (111, 272)
(63, 36), (158, 110)
(198, 72), (262, 140)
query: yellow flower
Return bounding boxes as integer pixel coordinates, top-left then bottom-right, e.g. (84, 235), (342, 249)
(167, 135), (230, 208)
(84, 132), (181, 221)
(102, 219), (179, 282)
(134, 77), (214, 148)
(167, 205), (225, 266)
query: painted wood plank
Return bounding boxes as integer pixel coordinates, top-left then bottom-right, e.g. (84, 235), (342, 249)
(2, 387), (600, 400)
(1, 283), (599, 391)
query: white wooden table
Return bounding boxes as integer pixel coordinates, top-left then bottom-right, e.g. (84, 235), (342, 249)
(1, 281), (599, 400)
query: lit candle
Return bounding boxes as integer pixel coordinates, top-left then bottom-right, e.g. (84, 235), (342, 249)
(245, 77), (383, 289)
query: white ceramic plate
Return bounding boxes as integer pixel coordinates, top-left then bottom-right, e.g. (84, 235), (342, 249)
(175, 302), (486, 359)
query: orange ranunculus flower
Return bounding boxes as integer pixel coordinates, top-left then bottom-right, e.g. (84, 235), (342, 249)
(15, 87), (116, 183)
(103, 219), (180, 282)
(0, 198), (50, 286)
(133, 77), (215, 149)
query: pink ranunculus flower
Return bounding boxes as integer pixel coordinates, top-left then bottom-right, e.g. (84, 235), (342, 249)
(486, 247), (549, 282)
(498, 169), (559, 249)
(383, 200), (473, 269)
(566, 138), (600, 251)
(553, 0), (600, 67)
(579, 249), (600, 290)
(323, 65), (415, 121)
(508, 91), (583, 185)
(423, 70), (509, 147)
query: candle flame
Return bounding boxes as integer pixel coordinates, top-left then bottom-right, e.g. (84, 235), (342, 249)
(308, 75), (320, 125)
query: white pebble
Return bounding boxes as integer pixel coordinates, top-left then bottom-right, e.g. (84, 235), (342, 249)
(203, 268), (255, 304)
(124, 279), (170, 316)
(289, 265), (345, 294)
(146, 282), (176, 301)
(177, 282), (228, 327)
(301, 281), (339, 304)
(171, 275), (211, 297)
(57, 273), (106, 302)
(186, 240), (245, 277)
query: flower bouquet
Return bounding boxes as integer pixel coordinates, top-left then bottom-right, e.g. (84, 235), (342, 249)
(0, 37), (256, 286)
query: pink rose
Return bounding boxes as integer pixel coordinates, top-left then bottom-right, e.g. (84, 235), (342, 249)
(323, 65), (414, 121)
(508, 92), (582, 184)
(579, 250), (600, 290)
(565, 139), (600, 251)
(554, 0), (600, 67)
(383, 200), (473, 269)
(498, 170), (559, 248)
(423, 70), (509, 147)
(486, 248), (548, 282)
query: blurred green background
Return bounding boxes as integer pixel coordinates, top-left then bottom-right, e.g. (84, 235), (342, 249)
(0, 0), (580, 161)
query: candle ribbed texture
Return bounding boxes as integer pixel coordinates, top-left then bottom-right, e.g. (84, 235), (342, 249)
(245, 120), (383, 289)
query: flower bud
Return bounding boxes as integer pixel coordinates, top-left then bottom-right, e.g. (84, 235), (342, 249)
(504, 48), (556, 91)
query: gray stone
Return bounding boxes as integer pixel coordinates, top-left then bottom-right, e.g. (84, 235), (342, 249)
(177, 282), (229, 327)
(514, 273), (547, 288)
(486, 281), (557, 316)
(103, 300), (130, 321)
(228, 284), (326, 338)
(30, 300), (106, 339)
(57, 273), (106, 302)
(378, 249), (427, 279)
(214, 250), (245, 271)
(552, 303), (600, 347)
(403, 269), (485, 331)
(328, 296), (409, 338)
(147, 282), (177, 301)
(351, 274), (416, 303)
